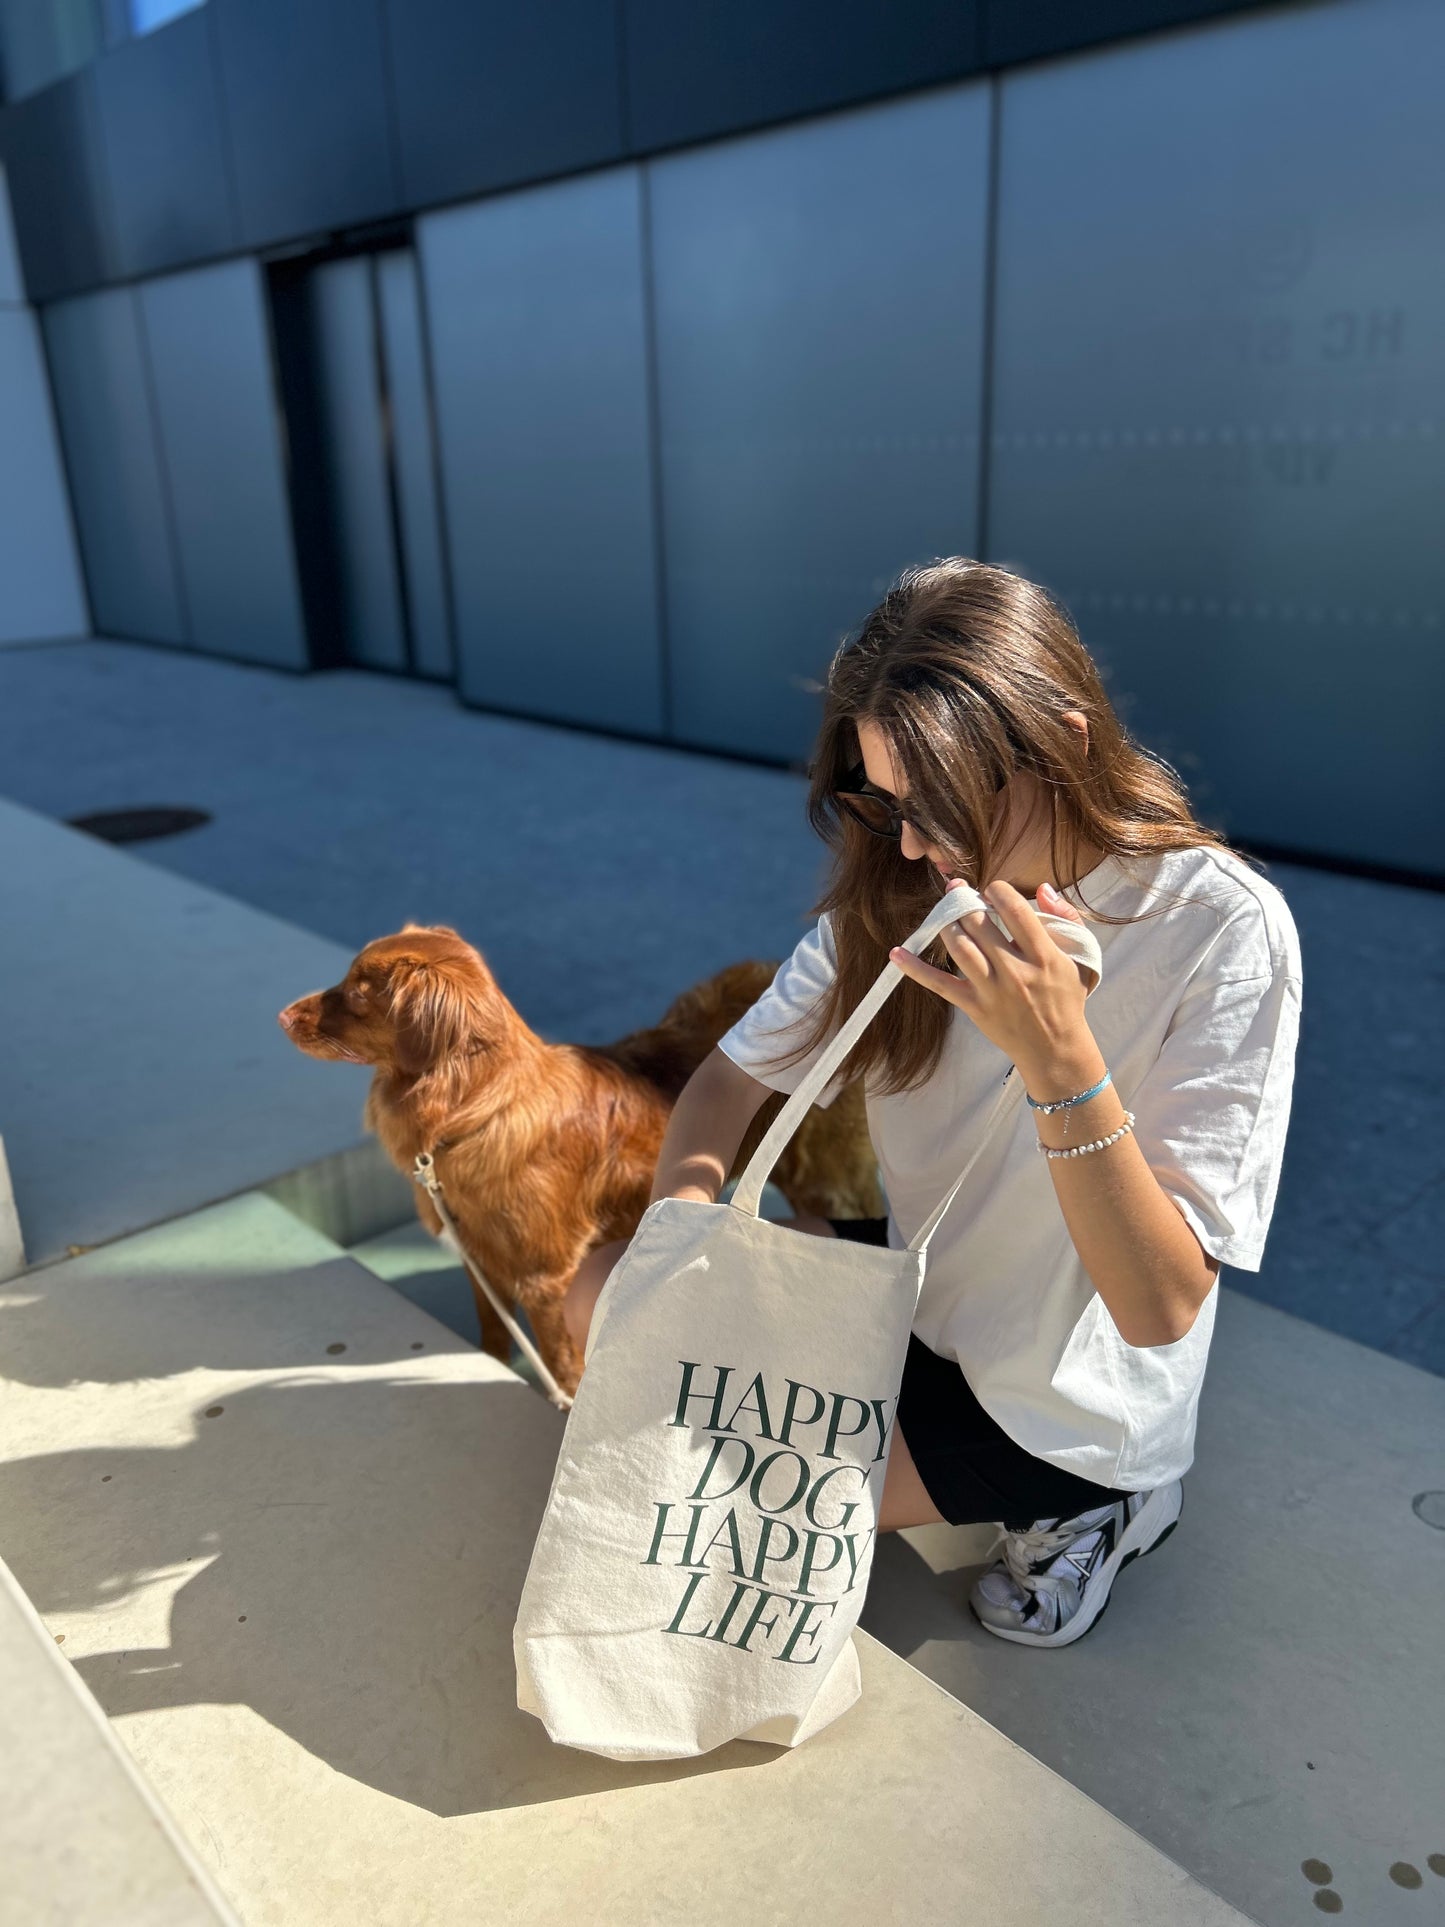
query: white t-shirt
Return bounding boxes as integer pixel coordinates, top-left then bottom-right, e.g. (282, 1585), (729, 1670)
(715, 845), (1303, 1490)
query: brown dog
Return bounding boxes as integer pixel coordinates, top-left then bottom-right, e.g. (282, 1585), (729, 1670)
(278, 923), (882, 1395)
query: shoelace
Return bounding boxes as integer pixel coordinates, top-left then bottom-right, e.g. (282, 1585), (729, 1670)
(984, 1509), (1116, 1604)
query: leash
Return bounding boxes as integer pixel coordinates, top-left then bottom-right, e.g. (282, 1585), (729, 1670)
(411, 1151), (576, 1412)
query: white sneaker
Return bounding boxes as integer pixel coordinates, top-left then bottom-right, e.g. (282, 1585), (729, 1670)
(969, 1481), (1183, 1648)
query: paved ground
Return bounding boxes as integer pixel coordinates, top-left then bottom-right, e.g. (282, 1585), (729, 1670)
(2, 635), (1442, 1374)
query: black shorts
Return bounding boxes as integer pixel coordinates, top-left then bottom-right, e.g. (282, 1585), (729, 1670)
(826, 1217), (1135, 1529)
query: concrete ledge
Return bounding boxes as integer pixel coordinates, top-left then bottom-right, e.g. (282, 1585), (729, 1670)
(261, 1136), (415, 1250)
(0, 796), (374, 1269)
(0, 1552), (238, 1925)
(0, 1189), (1248, 1924)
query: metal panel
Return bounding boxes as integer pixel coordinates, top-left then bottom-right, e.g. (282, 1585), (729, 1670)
(649, 84), (991, 760)
(375, 249), (453, 681)
(210, 0), (398, 251)
(138, 257), (306, 666)
(989, 0), (1445, 872)
(92, 7), (238, 278)
(386, 0), (623, 209)
(0, 160), (22, 304)
(0, 67), (116, 300)
(41, 286), (185, 642)
(418, 167), (664, 732)
(0, 0), (106, 104)
(0, 307), (87, 642)
(306, 255), (406, 671)
(984, 0), (1273, 68)
(624, 0), (981, 154)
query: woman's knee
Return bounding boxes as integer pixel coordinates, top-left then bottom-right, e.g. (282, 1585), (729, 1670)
(878, 1419), (947, 1532)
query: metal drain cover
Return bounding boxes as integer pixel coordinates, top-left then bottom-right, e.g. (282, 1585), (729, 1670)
(66, 806), (212, 845)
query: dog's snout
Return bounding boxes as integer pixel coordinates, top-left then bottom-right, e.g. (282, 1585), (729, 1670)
(278, 1006), (297, 1031)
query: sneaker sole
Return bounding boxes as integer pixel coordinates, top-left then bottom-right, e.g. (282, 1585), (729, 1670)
(967, 1481), (1184, 1650)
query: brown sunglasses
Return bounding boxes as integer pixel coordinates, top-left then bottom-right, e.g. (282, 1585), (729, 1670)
(831, 761), (1006, 842)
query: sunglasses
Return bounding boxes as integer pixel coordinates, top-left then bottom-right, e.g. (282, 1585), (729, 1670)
(831, 761), (1006, 842)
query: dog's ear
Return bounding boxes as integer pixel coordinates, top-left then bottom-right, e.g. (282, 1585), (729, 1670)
(386, 956), (487, 1080)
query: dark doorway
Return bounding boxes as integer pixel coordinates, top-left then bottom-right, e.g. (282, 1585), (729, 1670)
(268, 240), (456, 680)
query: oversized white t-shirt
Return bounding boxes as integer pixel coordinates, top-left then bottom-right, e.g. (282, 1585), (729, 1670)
(715, 845), (1303, 1490)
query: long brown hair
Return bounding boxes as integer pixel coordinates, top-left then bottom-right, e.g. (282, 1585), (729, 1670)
(754, 556), (1261, 1099)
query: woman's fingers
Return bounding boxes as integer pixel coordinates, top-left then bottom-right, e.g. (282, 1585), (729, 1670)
(940, 882), (1009, 971)
(938, 919), (992, 986)
(888, 942), (978, 1005)
(1038, 882), (1084, 919)
(975, 877), (1077, 967)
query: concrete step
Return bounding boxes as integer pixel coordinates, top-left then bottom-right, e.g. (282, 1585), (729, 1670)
(0, 1188), (1247, 1925)
(0, 1551), (239, 1926)
(861, 1287), (1445, 1926)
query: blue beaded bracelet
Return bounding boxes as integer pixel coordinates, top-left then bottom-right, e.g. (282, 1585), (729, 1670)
(1025, 1068), (1113, 1113)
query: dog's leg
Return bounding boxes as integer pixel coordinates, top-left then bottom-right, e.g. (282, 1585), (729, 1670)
(520, 1290), (584, 1400)
(412, 1190), (515, 1365)
(472, 1288), (514, 1367)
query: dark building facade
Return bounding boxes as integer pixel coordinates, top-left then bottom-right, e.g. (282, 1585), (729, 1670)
(0, 0), (1440, 877)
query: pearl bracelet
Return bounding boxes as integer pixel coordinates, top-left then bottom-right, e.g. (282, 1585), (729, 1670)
(1036, 1111), (1137, 1159)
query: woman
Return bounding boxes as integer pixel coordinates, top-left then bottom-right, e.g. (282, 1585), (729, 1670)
(564, 557), (1302, 1649)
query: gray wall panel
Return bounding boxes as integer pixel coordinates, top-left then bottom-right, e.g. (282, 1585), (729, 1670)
(0, 67), (117, 299)
(41, 286), (185, 642)
(386, 0), (624, 209)
(138, 258), (306, 666)
(92, 7), (238, 278)
(624, 0), (981, 154)
(989, 0), (1445, 872)
(984, 0), (1275, 68)
(0, 307), (87, 642)
(418, 168), (664, 732)
(650, 85), (991, 761)
(210, 0), (399, 251)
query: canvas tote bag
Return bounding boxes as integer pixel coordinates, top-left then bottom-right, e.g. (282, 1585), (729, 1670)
(513, 879), (1104, 1761)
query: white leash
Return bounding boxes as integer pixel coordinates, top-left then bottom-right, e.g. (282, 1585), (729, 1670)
(412, 1151), (575, 1412)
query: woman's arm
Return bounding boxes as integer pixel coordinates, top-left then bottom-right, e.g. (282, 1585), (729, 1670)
(646, 1047), (777, 1207)
(573, 1049), (776, 1293)
(1016, 1029), (1220, 1348)
(890, 876), (1225, 1350)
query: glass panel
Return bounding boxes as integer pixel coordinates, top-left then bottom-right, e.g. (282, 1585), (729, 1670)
(128, 0), (205, 35)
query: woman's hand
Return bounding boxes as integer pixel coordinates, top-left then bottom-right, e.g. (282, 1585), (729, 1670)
(888, 877), (1093, 1077)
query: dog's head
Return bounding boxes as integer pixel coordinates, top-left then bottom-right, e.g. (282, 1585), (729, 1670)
(278, 923), (504, 1082)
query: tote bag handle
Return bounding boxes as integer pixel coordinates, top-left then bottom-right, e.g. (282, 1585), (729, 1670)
(728, 881), (1028, 1253)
